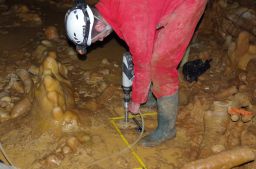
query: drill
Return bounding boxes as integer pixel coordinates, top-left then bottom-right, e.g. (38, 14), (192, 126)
(122, 52), (134, 123)
(122, 52), (143, 131)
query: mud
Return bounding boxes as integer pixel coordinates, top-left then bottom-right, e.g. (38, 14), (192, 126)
(0, 0), (256, 169)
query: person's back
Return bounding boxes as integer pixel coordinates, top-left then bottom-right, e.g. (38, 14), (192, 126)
(96, 0), (205, 104)
(95, 0), (184, 39)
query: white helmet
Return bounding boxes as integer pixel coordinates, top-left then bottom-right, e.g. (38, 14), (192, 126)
(65, 0), (94, 52)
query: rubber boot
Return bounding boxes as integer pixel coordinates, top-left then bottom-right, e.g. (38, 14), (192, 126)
(140, 92), (178, 147)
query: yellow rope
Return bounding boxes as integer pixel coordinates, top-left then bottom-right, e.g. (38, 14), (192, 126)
(109, 112), (157, 120)
(109, 112), (157, 169)
(110, 119), (147, 169)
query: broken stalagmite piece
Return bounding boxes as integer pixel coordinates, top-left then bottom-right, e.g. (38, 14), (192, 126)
(181, 147), (255, 169)
(228, 107), (255, 123)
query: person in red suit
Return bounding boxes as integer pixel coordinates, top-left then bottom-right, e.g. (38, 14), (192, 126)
(65, 0), (207, 147)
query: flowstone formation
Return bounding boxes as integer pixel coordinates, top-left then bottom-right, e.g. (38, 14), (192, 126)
(0, 51), (79, 134)
(0, 51), (88, 168)
(32, 52), (79, 134)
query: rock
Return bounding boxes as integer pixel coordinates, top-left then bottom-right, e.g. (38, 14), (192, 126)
(13, 4), (42, 25)
(83, 99), (98, 111)
(44, 153), (64, 166)
(44, 26), (59, 41)
(97, 82), (107, 93)
(11, 81), (24, 93)
(41, 40), (54, 48)
(211, 144), (225, 153)
(28, 65), (39, 75)
(99, 69), (110, 75)
(0, 108), (10, 120)
(0, 96), (11, 102)
(101, 58), (110, 65)
(78, 134), (91, 143)
(66, 136), (80, 152)
(62, 146), (72, 154)
(238, 45), (256, 71)
(10, 97), (32, 118)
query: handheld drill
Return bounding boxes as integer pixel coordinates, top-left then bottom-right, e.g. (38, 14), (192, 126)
(122, 52), (143, 131)
(122, 52), (134, 123)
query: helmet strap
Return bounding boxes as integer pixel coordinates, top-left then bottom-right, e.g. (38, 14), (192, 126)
(75, 0), (87, 5)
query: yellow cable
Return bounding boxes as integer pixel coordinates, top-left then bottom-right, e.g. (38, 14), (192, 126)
(109, 112), (156, 120)
(110, 120), (147, 169)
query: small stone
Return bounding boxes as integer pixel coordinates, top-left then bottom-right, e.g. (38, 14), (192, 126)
(101, 58), (110, 65)
(231, 114), (240, 122)
(62, 146), (72, 154)
(67, 65), (74, 71)
(78, 90), (85, 94)
(46, 153), (63, 166)
(66, 136), (80, 152)
(97, 82), (107, 93)
(0, 108), (10, 119)
(211, 144), (225, 153)
(6, 103), (14, 111)
(78, 134), (91, 143)
(83, 72), (90, 80)
(41, 40), (54, 48)
(99, 69), (110, 75)
(242, 115), (254, 123)
(28, 65), (39, 75)
(24, 52), (31, 58)
(204, 86), (210, 90)
(0, 96), (11, 102)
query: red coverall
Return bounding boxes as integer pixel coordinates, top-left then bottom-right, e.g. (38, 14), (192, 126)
(96, 0), (207, 104)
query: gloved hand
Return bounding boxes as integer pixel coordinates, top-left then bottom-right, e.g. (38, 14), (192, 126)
(128, 101), (140, 114)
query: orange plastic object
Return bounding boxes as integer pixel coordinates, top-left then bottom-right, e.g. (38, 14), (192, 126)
(228, 107), (254, 116)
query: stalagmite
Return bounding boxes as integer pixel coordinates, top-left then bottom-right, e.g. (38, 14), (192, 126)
(238, 45), (256, 71)
(0, 51), (79, 134)
(199, 101), (230, 157)
(30, 52), (78, 134)
(227, 31), (256, 71)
